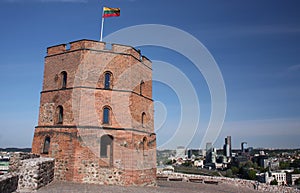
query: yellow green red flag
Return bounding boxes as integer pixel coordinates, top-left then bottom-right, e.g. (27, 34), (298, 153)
(103, 7), (120, 18)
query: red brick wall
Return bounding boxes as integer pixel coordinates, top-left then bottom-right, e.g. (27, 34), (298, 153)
(32, 40), (156, 186)
(32, 128), (156, 185)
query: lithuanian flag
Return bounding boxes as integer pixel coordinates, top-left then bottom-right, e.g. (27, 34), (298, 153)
(103, 7), (120, 18)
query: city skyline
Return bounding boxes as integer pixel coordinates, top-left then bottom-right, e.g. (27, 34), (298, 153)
(0, 0), (299, 149)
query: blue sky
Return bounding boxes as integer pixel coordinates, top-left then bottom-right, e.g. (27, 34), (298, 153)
(0, 0), (299, 149)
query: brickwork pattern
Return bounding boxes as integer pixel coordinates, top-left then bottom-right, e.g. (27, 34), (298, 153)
(32, 40), (156, 186)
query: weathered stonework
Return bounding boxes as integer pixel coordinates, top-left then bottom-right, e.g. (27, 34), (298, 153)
(9, 152), (40, 173)
(17, 157), (55, 192)
(0, 173), (18, 193)
(1, 153), (55, 192)
(32, 40), (157, 186)
(40, 103), (55, 123)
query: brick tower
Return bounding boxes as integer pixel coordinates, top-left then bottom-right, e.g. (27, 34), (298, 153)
(32, 40), (156, 186)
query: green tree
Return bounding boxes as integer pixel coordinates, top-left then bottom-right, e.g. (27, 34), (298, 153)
(279, 161), (290, 169)
(269, 152), (277, 157)
(247, 169), (257, 180)
(258, 167), (268, 173)
(291, 159), (300, 168)
(293, 168), (300, 174)
(252, 162), (258, 169)
(239, 167), (248, 179)
(181, 161), (192, 167)
(270, 179), (278, 185)
(231, 166), (239, 175)
(225, 169), (233, 178)
(164, 159), (175, 165)
(245, 161), (254, 168)
(295, 178), (300, 185)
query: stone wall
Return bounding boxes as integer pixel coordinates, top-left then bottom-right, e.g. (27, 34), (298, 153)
(1, 153), (55, 193)
(81, 166), (122, 185)
(17, 157), (55, 192)
(9, 152), (40, 172)
(0, 173), (18, 193)
(158, 172), (300, 193)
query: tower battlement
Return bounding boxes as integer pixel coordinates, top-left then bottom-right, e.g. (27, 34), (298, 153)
(47, 39), (151, 68)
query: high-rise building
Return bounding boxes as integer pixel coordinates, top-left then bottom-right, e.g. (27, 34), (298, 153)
(205, 142), (214, 163)
(32, 40), (156, 186)
(223, 136), (232, 157)
(241, 142), (247, 153)
(175, 146), (186, 159)
(206, 142), (212, 152)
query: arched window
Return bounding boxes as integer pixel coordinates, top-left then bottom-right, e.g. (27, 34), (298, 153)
(43, 136), (50, 154)
(140, 81), (145, 95)
(141, 112), (146, 127)
(100, 135), (113, 166)
(103, 106), (111, 124)
(104, 72), (112, 89)
(142, 137), (147, 156)
(61, 71), (67, 89)
(57, 106), (63, 124)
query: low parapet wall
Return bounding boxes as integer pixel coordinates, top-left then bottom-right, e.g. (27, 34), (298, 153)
(0, 152), (55, 193)
(158, 172), (300, 193)
(17, 157), (55, 192)
(9, 152), (40, 172)
(0, 173), (18, 193)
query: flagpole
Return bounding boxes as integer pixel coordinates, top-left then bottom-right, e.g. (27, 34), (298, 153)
(100, 8), (104, 41)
